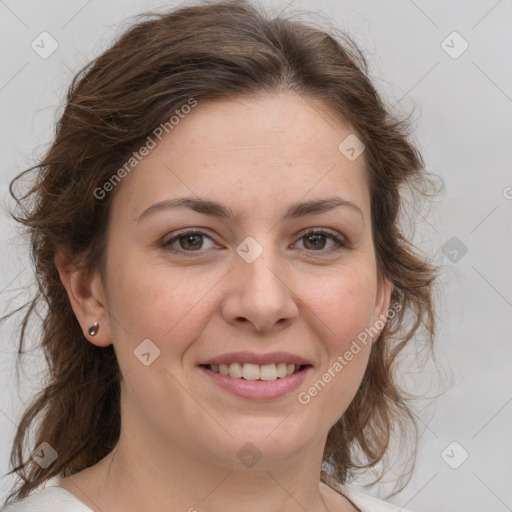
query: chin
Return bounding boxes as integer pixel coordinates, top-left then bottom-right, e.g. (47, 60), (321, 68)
(202, 419), (321, 470)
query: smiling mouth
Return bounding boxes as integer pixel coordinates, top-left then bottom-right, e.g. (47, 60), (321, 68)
(199, 363), (310, 381)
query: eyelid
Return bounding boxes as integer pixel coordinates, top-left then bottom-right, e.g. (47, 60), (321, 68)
(294, 226), (346, 242)
(292, 227), (349, 252)
(161, 227), (349, 256)
(161, 228), (219, 252)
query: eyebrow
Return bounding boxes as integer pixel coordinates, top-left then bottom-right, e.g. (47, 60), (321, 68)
(136, 196), (363, 223)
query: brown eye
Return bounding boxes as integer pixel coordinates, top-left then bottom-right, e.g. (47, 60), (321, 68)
(178, 234), (204, 251)
(303, 233), (328, 250)
(295, 230), (347, 253)
(163, 230), (217, 254)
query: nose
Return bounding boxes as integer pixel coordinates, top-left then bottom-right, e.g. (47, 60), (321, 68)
(220, 243), (299, 332)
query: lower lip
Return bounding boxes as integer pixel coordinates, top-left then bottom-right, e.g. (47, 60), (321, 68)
(198, 366), (312, 400)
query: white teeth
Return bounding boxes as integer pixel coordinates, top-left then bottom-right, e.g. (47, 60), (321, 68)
(242, 363), (260, 380)
(276, 362), (287, 378)
(260, 364), (277, 381)
(208, 362), (304, 380)
(228, 362), (243, 379)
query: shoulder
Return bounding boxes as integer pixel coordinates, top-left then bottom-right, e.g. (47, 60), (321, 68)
(1, 486), (93, 512)
(342, 487), (411, 512)
(322, 480), (411, 512)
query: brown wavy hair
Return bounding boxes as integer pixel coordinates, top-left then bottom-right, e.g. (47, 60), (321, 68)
(3, 0), (440, 504)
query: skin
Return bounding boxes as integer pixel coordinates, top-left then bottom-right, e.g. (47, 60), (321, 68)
(56, 91), (392, 512)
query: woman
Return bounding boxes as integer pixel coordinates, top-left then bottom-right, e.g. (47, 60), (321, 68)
(2, 1), (438, 510)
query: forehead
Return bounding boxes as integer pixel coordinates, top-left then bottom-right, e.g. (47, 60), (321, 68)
(111, 92), (370, 221)
(163, 92), (361, 165)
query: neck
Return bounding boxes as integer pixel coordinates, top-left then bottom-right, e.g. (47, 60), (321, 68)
(97, 431), (331, 512)
(60, 393), (356, 512)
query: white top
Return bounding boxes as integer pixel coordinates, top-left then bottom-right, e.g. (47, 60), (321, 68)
(1, 485), (408, 512)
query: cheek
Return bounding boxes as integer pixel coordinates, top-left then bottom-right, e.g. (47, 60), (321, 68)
(104, 260), (220, 429)
(105, 255), (220, 362)
(304, 265), (378, 347)
(297, 267), (377, 420)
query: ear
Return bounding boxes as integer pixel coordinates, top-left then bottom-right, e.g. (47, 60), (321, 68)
(55, 249), (112, 347)
(371, 274), (394, 342)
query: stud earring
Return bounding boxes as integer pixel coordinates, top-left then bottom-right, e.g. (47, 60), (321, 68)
(88, 322), (99, 336)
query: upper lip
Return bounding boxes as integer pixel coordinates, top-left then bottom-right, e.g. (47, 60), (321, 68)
(199, 351), (313, 367)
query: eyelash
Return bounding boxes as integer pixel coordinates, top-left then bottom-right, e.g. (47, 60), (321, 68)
(161, 228), (349, 257)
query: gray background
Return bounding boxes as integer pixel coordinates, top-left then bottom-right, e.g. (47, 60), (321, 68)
(1, 1), (511, 511)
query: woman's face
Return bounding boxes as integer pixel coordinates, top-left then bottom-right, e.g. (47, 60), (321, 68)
(97, 92), (391, 469)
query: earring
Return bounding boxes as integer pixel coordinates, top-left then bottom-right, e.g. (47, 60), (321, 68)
(88, 322), (99, 336)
